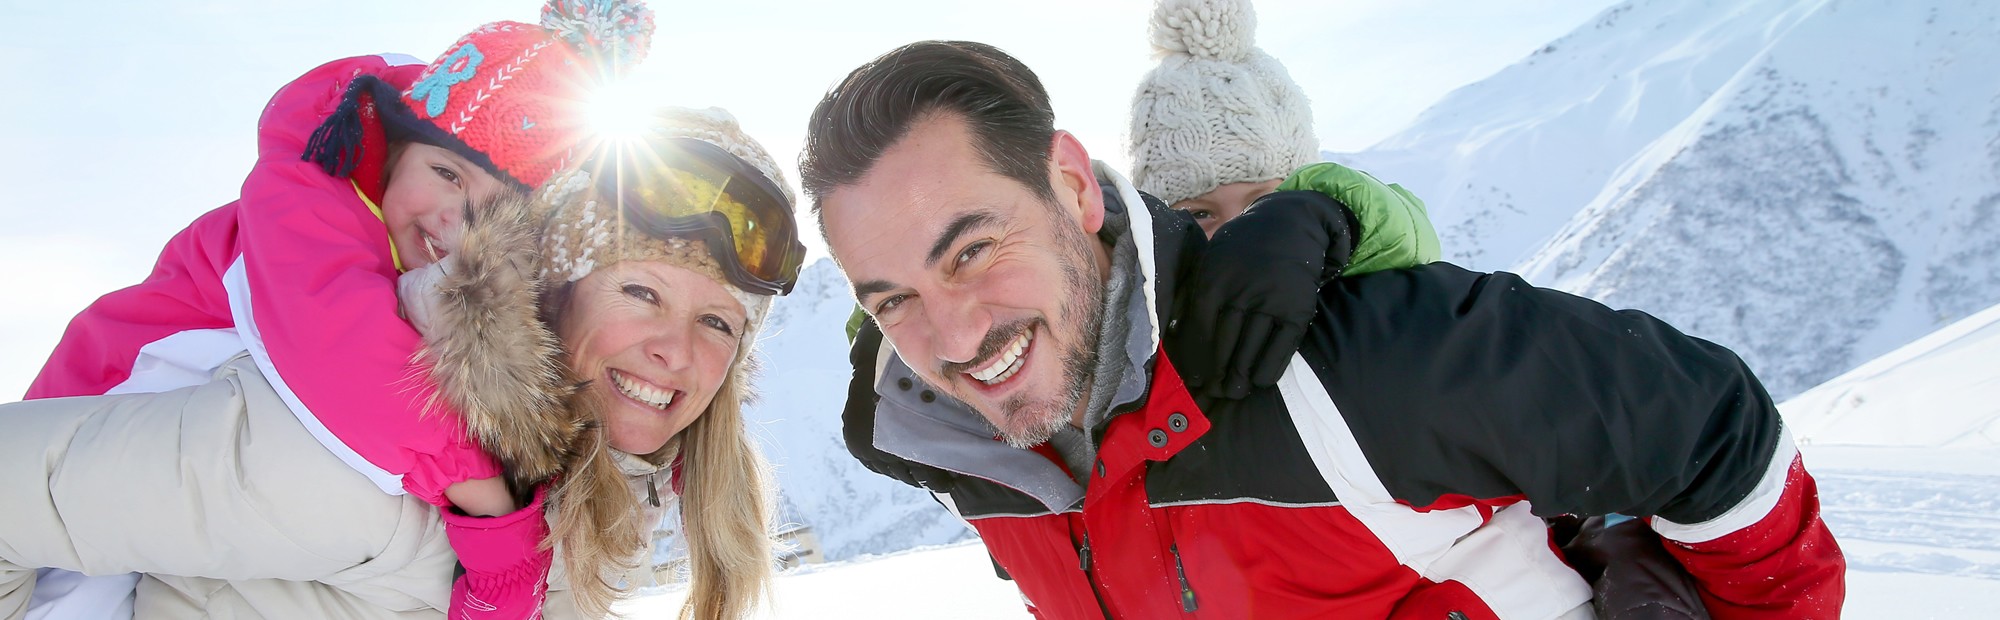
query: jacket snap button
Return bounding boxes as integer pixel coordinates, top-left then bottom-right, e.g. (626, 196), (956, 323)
(919, 390), (937, 403)
(1167, 413), (1189, 432)
(1096, 460), (1106, 478)
(1148, 429), (1169, 448)
(897, 377), (913, 391)
(1446, 612), (1469, 620)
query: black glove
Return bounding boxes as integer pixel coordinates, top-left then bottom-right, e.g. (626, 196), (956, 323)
(1169, 190), (1357, 399)
(844, 318), (961, 493)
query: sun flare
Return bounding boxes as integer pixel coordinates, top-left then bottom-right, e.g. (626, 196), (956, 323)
(587, 80), (655, 142)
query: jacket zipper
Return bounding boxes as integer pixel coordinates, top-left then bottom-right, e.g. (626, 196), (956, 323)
(1170, 543), (1199, 612)
(1078, 533), (1093, 572)
(1072, 521), (1114, 619)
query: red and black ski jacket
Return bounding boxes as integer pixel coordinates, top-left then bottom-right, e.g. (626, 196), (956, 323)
(849, 168), (1845, 619)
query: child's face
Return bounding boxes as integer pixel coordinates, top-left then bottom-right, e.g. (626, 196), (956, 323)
(1173, 178), (1284, 239)
(381, 143), (508, 270)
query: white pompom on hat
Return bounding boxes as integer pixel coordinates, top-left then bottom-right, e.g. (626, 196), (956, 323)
(1129, 0), (1318, 207)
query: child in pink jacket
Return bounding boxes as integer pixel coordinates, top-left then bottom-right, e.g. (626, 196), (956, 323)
(21, 1), (654, 617)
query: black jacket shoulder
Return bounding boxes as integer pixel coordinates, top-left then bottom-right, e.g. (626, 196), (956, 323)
(1298, 263), (1781, 523)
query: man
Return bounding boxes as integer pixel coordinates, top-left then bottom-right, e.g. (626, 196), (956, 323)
(801, 41), (1844, 619)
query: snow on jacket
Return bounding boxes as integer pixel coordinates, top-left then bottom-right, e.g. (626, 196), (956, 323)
(24, 55), (507, 505)
(849, 165), (1846, 619)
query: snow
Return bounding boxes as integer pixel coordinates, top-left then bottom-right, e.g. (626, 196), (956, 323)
(742, 259), (971, 560)
(1783, 301), (2000, 450)
(620, 542), (1032, 619)
(1779, 300), (2000, 611)
(1329, 0), (1829, 271)
(1337, 0), (2000, 400)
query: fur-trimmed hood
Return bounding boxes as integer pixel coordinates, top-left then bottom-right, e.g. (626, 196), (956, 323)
(414, 191), (580, 492)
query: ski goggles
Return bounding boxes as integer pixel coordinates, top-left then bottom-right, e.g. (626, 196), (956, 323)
(595, 137), (806, 295)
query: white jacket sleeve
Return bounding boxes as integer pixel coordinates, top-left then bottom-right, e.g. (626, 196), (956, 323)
(0, 355), (454, 618)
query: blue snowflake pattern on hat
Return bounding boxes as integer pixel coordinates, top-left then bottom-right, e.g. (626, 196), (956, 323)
(409, 44), (485, 118)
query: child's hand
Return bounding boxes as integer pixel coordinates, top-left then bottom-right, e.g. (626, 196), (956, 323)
(1171, 190), (1354, 399)
(396, 255), (457, 338)
(1276, 163), (1441, 275)
(444, 484), (552, 620)
(445, 476), (519, 517)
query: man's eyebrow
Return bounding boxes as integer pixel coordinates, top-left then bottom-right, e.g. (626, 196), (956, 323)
(853, 279), (899, 303)
(925, 210), (1001, 267)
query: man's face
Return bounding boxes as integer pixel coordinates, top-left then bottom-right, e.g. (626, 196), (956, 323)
(821, 114), (1107, 448)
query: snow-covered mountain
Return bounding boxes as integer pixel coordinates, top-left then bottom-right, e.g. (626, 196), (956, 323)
(1337, 0), (2000, 398)
(1328, 0), (1828, 270)
(744, 259), (970, 560)
(1782, 300), (2000, 450)
(1777, 301), (2000, 598)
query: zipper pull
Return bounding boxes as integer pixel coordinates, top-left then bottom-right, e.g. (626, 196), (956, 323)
(1078, 534), (1092, 572)
(646, 471), (661, 507)
(1171, 543), (1199, 612)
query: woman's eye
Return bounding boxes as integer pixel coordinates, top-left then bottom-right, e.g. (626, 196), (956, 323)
(1188, 209), (1213, 221)
(621, 284), (660, 305)
(432, 165), (461, 186)
(700, 314), (737, 336)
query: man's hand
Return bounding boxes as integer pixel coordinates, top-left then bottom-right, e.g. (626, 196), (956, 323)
(1172, 190), (1355, 399)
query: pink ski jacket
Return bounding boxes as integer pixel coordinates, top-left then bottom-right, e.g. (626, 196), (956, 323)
(26, 54), (504, 506)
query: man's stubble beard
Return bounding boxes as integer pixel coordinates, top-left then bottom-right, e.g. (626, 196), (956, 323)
(992, 216), (1105, 449)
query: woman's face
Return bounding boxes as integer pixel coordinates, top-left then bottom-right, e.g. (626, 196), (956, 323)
(555, 260), (747, 455)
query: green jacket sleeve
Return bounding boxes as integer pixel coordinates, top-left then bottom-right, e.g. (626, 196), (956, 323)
(845, 304), (869, 345)
(1278, 162), (1441, 275)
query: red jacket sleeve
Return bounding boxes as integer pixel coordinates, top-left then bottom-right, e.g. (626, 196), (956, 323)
(1653, 450), (1846, 619)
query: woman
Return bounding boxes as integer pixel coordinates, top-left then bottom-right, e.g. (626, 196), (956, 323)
(529, 106), (801, 619)
(0, 107), (801, 620)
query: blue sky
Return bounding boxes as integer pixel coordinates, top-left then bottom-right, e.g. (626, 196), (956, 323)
(0, 0), (1618, 396)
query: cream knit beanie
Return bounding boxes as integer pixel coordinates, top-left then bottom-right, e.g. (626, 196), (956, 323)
(1128, 0), (1318, 206)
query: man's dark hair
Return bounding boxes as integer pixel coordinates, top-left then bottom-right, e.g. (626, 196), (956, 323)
(800, 41), (1058, 209)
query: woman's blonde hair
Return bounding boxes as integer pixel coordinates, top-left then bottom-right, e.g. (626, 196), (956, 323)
(544, 314), (778, 619)
(674, 362), (778, 619)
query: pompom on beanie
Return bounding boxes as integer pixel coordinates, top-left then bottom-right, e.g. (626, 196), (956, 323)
(1129, 0), (1318, 206)
(306, 0), (657, 193)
